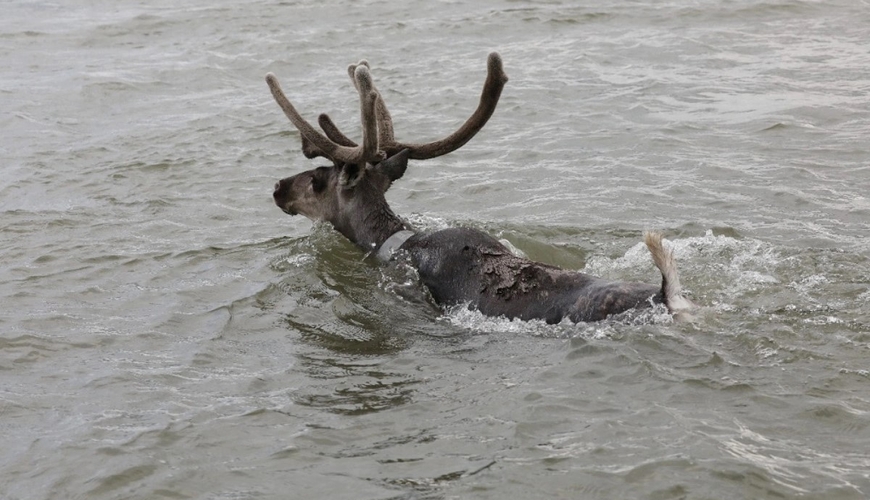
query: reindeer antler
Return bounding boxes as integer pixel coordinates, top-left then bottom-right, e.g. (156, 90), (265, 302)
(269, 52), (508, 164)
(266, 65), (385, 165)
(318, 52), (509, 161)
(400, 52), (508, 160)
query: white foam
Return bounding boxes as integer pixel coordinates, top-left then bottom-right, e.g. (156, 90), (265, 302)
(582, 230), (783, 305)
(439, 301), (674, 339)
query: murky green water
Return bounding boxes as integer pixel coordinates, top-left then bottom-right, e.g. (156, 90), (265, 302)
(2, 1), (870, 498)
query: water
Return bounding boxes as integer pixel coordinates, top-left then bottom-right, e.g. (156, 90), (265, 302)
(2, 0), (870, 498)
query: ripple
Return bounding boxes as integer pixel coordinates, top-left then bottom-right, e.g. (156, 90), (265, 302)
(4, 0), (870, 498)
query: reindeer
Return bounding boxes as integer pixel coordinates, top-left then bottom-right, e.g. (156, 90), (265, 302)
(267, 53), (694, 323)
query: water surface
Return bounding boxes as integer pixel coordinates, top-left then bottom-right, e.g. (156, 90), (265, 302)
(2, 1), (870, 498)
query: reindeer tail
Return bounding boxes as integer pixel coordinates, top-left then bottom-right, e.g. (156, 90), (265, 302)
(643, 231), (695, 313)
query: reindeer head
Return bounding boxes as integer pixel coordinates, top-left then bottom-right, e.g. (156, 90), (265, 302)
(267, 53), (508, 248)
(271, 149), (410, 219)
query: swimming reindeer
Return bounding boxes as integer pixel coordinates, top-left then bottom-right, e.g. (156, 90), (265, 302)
(267, 53), (694, 323)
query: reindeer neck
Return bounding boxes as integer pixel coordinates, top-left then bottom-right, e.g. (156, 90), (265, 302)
(332, 197), (412, 252)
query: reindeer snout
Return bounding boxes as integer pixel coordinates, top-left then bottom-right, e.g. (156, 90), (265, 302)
(273, 179), (287, 205)
(273, 179), (289, 201)
(273, 179), (296, 215)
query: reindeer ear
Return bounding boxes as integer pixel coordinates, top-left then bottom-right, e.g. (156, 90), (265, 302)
(339, 163), (364, 188)
(376, 149), (410, 183)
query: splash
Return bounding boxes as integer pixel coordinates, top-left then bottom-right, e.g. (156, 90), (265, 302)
(439, 300), (674, 340)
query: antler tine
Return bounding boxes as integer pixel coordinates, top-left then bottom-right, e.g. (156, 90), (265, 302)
(352, 65), (386, 163)
(347, 59), (370, 87)
(374, 90), (396, 147)
(318, 114), (357, 147)
(266, 71), (384, 165)
(396, 52), (508, 160)
(348, 59), (396, 148)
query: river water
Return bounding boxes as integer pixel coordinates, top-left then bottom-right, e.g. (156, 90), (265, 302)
(3, 0), (870, 498)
